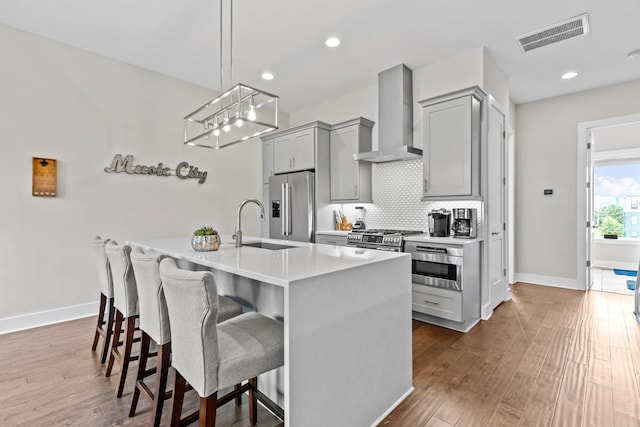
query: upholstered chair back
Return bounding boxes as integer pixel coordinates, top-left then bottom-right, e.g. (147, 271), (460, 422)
(130, 247), (171, 345)
(159, 258), (220, 397)
(105, 241), (139, 317)
(91, 236), (114, 298)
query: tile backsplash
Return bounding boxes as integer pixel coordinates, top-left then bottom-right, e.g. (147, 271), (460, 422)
(331, 159), (482, 233)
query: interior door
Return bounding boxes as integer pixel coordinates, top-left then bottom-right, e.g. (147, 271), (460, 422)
(488, 98), (507, 311)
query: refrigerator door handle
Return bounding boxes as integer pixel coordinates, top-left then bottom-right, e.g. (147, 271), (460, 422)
(285, 182), (292, 235)
(287, 183), (293, 234)
(281, 183), (287, 236)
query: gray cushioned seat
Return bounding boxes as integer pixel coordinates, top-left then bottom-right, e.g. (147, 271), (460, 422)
(159, 258), (284, 399)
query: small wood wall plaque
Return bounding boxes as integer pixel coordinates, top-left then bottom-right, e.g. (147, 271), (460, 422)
(32, 157), (57, 197)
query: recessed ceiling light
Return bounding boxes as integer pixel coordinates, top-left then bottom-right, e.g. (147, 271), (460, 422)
(261, 72), (274, 81)
(628, 49), (640, 59)
(325, 37), (341, 48)
(561, 71), (578, 80)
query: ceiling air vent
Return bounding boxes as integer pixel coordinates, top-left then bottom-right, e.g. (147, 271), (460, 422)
(517, 13), (589, 53)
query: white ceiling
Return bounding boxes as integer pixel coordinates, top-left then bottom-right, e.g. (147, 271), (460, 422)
(1, 0), (639, 112)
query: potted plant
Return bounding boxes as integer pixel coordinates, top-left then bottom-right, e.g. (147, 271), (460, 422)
(191, 226), (221, 251)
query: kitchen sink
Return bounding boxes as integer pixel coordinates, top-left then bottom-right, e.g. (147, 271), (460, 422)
(242, 242), (296, 250)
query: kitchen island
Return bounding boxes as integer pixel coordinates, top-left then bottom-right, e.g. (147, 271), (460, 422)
(128, 236), (413, 427)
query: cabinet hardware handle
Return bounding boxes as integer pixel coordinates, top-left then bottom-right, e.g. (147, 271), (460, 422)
(424, 299), (440, 305)
(491, 232), (499, 236)
(424, 179), (428, 192)
(354, 184), (358, 195)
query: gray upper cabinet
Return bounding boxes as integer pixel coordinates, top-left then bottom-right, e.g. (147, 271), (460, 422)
(262, 138), (274, 184)
(273, 127), (315, 174)
(329, 118), (374, 202)
(419, 86), (486, 200)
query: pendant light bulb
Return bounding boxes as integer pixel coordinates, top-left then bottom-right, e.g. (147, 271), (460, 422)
(212, 116), (220, 136)
(247, 97), (257, 121)
(235, 110), (243, 127)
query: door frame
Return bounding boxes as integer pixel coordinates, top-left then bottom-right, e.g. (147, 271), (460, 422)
(576, 113), (640, 290)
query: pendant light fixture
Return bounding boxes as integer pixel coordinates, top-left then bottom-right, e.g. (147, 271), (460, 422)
(183, 0), (278, 149)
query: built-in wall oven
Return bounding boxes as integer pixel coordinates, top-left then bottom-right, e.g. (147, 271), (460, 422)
(404, 241), (463, 291)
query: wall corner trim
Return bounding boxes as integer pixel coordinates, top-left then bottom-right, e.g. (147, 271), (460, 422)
(0, 301), (97, 335)
(514, 273), (584, 291)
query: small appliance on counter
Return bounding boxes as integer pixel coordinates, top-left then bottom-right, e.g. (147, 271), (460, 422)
(352, 206), (366, 230)
(428, 208), (451, 237)
(451, 208), (478, 239)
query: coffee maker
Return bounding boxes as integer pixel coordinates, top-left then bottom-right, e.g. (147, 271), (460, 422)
(451, 208), (478, 238)
(428, 209), (451, 237)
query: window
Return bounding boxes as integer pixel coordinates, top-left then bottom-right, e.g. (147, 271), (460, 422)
(593, 159), (640, 240)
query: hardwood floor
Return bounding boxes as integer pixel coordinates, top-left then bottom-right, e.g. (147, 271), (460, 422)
(1, 283), (639, 426)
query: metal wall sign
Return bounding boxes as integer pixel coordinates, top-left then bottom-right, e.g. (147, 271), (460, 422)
(104, 154), (208, 184)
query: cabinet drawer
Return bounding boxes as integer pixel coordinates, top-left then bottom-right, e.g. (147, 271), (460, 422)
(315, 235), (347, 246)
(411, 284), (462, 322)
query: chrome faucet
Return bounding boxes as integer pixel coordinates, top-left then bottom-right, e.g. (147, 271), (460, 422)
(234, 199), (265, 247)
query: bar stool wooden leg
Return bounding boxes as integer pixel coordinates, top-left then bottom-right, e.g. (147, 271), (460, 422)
(234, 384), (242, 406)
(105, 309), (123, 378)
(199, 393), (218, 427)
(91, 293), (106, 352)
(171, 371), (187, 427)
(128, 332), (150, 417)
(248, 377), (258, 425)
(100, 297), (115, 363)
(151, 342), (172, 427)
(116, 316), (137, 397)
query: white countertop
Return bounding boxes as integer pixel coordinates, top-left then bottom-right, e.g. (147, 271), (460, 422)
(128, 235), (408, 287)
(403, 235), (483, 245)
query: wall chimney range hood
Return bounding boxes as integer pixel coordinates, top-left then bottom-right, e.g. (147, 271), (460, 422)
(354, 64), (421, 163)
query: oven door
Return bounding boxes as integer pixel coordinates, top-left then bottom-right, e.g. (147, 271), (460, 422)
(410, 251), (463, 291)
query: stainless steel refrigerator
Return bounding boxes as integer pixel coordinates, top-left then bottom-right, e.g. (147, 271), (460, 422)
(268, 171), (314, 242)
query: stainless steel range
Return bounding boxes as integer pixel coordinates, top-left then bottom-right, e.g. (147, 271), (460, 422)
(346, 229), (425, 252)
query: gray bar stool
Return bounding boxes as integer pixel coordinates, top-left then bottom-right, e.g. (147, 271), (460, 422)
(128, 247), (243, 427)
(90, 236), (115, 364)
(105, 241), (140, 398)
(159, 258), (284, 426)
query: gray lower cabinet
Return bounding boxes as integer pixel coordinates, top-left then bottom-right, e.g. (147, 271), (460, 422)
(411, 239), (481, 333)
(329, 118), (374, 203)
(412, 285), (462, 322)
(419, 86), (486, 200)
(315, 232), (348, 246)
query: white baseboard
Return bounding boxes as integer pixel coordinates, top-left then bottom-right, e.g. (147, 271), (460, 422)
(514, 273), (584, 291)
(0, 301), (98, 335)
(370, 387), (414, 427)
(481, 302), (493, 320)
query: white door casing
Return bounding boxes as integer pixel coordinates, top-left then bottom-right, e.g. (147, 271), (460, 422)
(488, 97), (507, 311)
(576, 113), (640, 290)
(586, 130), (594, 290)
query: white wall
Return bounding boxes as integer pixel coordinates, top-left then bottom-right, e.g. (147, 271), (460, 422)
(483, 49), (510, 110)
(0, 25), (273, 330)
(515, 79), (640, 286)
